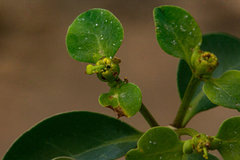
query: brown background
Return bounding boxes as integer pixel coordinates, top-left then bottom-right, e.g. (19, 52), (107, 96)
(1, 0), (240, 159)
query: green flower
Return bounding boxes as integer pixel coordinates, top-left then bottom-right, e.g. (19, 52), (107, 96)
(191, 48), (219, 80)
(86, 57), (120, 82)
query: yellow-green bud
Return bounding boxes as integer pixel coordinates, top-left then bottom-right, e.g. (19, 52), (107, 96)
(191, 49), (218, 80)
(182, 133), (222, 159)
(86, 64), (94, 75)
(183, 139), (193, 154)
(191, 134), (213, 159)
(85, 64), (105, 75)
(94, 57), (120, 82)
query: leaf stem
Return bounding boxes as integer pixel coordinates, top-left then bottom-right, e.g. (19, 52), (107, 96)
(175, 128), (199, 137)
(172, 75), (201, 128)
(140, 103), (159, 127)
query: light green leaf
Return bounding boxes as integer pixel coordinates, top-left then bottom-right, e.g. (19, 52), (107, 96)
(99, 83), (142, 118)
(215, 116), (240, 160)
(203, 70), (240, 111)
(153, 5), (202, 63)
(126, 127), (184, 160)
(3, 111), (142, 160)
(66, 8), (124, 63)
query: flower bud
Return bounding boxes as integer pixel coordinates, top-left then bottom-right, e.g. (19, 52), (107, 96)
(86, 64), (94, 75)
(183, 139), (193, 154)
(191, 134), (213, 159)
(191, 49), (218, 79)
(87, 57), (120, 82)
(85, 64), (105, 75)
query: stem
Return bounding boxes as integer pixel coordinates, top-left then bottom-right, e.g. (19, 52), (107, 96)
(172, 75), (201, 128)
(175, 128), (199, 137)
(92, 65), (105, 72)
(140, 103), (159, 127)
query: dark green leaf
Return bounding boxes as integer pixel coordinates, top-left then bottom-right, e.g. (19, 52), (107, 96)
(66, 9), (124, 63)
(3, 111), (142, 160)
(153, 5), (202, 63)
(215, 116), (240, 160)
(203, 70), (240, 111)
(177, 33), (240, 126)
(99, 83), (142, 118)
(52, 157), (75, 160)
(182, 152), (219, 160)
(126, 127), (184, 160)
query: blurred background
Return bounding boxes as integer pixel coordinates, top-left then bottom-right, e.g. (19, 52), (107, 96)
(1, 0), (240, 159)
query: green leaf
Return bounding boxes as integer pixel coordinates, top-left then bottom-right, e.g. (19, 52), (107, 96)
(126, 127), (184, 160)
(203, 70), (240, 111)
(153, 5), (202, 63)
(182, 153), (219, 160)
(3, 111), (142, 160)
(52, 157), (75, 160)
(177, 33), (240, 126)
(215, 116), (240, 160)
(66, 9), (124, 63)
(99, 83), (142, 118)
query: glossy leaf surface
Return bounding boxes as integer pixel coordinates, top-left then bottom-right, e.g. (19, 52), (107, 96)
(126, 127), (184, 160)
(154, 5), (201, 63)
(3, 111), (142, 160)
(66, 9), (123, 63)
(204, 70), (240, 111)
(215, 116), (240, 160)
(177, 33), (240, 126)
(99, 83), (142, 118)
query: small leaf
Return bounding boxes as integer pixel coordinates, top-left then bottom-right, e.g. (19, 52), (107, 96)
(182, 152), (219, 160)
(215, 116), (240, 160)
(3, 111), (142, 160)
(153, 5), (202, 63)
(99, 83), (142, 118)
(203, 70), (240, 111)
(126, 127), (184, 160)
(66, 9), (124, 63)
(177, 33), (240, 126)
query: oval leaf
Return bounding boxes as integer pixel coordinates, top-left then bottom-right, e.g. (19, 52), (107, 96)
(66, 9), (124, 63)
(3, 111), (142, 160)
(126, 127), (184, 160)
(153, 5), (202, 63)
(215, 116), (240, 160)
(177, 33), (240, 126)
(203, 70), (240, 111)
(99, 83), (142, 118)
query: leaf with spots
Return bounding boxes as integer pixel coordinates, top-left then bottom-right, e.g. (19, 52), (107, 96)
(99, 83), (142, 118)
(153, 5), (202, 63)
(126, 127), (184, 160)
(214, 116), (240, 160)
(66, 9), (124, 63)
(203, 70), (240, 111)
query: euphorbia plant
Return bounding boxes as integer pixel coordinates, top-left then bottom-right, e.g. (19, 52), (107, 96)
(3, 5), (240, 160)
